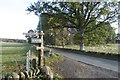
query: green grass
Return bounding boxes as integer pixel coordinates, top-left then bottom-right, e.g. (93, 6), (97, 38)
(45, 54), (64, 66)
(0, 42), (64, 79)
(1, 42), (33, 74)
(61, 44), (119, 54)
(85, 44), (119, 54)
(44, 49), (64, 79)
(43, 47), (64, 66)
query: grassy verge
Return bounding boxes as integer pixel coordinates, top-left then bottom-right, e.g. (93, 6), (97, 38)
(45, 54), (64, 79)
(44, 48), (64, 79)
(1, 42), (34, 74)
(45, 54), (64, 66)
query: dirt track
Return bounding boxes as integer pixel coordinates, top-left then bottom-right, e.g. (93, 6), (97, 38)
(50, 56), (119, 78)
(52, 48), (119, 72)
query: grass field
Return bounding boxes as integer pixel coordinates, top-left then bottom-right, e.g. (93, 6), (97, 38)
(0, 42), (64, 75)
(1, 42), (33, 74)
(57, 44), (119, 54)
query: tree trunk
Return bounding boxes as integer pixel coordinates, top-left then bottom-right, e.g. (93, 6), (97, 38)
(70, 34), (74, 45)
(61, 28), (65, 48)
(79, 30), (85, 51)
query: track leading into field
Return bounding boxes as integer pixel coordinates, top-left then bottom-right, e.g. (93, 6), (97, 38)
(51, 48), (119, 72)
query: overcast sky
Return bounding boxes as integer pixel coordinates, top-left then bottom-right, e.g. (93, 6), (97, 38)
(0, 0), (119, 40)
(0, 0), (39, 40)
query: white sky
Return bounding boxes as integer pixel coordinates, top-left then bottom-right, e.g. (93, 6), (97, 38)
(0, 0), (119, 40)
(0, 0), (39, 40)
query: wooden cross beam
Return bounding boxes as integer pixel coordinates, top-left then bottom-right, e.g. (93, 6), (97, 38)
(23, 32), (44, 35)
(36, 46), (44, 50)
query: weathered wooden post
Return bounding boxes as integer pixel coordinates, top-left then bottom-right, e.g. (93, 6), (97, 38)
(40, 31), (44, 67)
(36, 31), (44, 67)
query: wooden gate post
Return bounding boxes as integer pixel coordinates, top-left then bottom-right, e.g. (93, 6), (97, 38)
(37, 31), (44, 67)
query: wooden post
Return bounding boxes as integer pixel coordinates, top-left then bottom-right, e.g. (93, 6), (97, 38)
(38, 31), (44, 67)
(40, 31), (44, 67)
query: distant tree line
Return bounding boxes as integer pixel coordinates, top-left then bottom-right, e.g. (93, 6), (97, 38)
(0, 38), (27, 43)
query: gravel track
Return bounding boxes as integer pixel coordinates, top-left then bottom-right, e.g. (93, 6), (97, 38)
(51, 56), (119, 78)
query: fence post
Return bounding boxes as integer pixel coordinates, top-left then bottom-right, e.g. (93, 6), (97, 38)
(26, 50), (30, 75)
